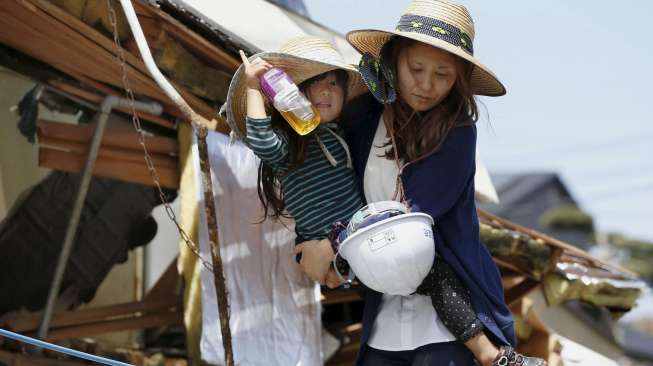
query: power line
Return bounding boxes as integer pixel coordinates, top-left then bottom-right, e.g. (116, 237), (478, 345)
(578, 181), (653, 202)
(480, 132), (652, 162)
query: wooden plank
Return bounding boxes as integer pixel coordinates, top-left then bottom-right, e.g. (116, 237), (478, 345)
(505, 277), (540, 307)
(38, 136), (177, 169)
(39, 147), (179, 189)
(44, 311), (183, 341)
(144, 258), (180, 301)
(48, 79), (103, 104)
(0, 1), (163, 102)
(494, 257), (526, 275)
(321, 288), (362, 305)
(0, 0), (224, 126)
(47, 79), (176, 129)
(6, 297), (181, 334)
(0, 2), (165, 123)
(37, 120), (178, 156)
(29, 0), (149, 76)
(154, 34), (231, 101)
(130, 0), (240, 72)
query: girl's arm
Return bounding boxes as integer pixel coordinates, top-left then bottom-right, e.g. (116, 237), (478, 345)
(245, 87), (268, 119)
(245, 116), (290, 165)
(239, 50), (290, 165)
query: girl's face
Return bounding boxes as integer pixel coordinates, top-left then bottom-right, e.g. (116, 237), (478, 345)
(306, 72), (345, 123)
(396, 42), (459, 112)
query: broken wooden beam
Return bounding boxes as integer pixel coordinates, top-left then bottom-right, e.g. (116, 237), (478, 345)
(0, 0), (224, 127)
(47, 79), (176, 129)
(37, 120), (178, 156)
(43, 310), (183, 341)
(38, 136), (177, 169)
(5, 297), (181, 334)
(321, 288), (362, 306)
(505, 277), (540, 307)
(39, 147), (179, 189)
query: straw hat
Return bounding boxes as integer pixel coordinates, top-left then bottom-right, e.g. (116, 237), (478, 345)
(225, 36), (367, 140)
(347, 0), (505, 96)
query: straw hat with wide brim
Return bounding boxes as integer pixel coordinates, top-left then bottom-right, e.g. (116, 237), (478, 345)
(347, 0), (505, 97)
(225, 36), (367, 140)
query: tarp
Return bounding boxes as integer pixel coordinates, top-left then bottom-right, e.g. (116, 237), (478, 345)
(194, 132), (322, 365)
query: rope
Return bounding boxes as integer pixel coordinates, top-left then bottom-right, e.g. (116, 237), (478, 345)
(107, 1), (234, 365)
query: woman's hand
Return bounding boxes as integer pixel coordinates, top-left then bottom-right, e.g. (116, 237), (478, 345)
(239, 50), (272, 90)
(293, 239), (334, 285)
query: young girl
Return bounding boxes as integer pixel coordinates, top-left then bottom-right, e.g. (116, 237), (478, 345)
(226, 37), (367, 279)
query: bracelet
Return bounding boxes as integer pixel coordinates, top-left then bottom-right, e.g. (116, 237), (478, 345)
(328, 222), (351, 282)
(327, 222), (347, 255)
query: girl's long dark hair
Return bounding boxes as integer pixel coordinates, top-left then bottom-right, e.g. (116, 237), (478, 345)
(383, 37), (479, 162)
(257, 69), (349, 221)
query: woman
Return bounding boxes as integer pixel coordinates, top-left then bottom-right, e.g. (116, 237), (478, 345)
(294, 1), (545, 365)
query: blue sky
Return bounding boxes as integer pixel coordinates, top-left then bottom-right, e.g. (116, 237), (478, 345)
(304, 0), (653, 241)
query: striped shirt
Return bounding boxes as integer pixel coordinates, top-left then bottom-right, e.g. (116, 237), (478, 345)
(246, 117), (364, 242)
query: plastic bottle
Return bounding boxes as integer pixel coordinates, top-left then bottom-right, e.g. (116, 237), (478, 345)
(259, 67), (320, 135)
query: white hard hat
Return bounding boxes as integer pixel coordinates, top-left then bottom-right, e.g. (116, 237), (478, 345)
(335, 202), (435, 296)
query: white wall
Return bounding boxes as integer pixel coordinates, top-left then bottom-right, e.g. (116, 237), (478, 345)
(0, 167), (6, 219)
(0, 68), (49, 219)
(144, 198), (181, 291)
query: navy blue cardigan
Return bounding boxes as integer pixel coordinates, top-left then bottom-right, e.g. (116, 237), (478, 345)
(341, 94), (516, 360)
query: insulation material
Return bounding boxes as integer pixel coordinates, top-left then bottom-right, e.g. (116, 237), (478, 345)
(542, 266), (643, 312)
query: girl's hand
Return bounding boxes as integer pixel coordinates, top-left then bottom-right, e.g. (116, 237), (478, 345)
(239, 50), (272, 90)
(293, 239), (334, 285)
(325, 268), (345, 289)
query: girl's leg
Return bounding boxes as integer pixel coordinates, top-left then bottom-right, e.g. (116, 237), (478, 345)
(416, 256), (487, 346)
(416, 257), (546, 366)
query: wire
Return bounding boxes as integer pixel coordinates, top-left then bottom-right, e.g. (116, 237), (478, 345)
(482, 132), (652, 162)
(0, 328), (133, 366)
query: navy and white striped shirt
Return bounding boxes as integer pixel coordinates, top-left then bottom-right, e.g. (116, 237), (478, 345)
(246, 117), (364, 242)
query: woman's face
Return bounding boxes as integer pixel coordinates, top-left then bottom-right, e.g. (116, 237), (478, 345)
(396, 42), (459, 112)
(306, 72), (345, 123)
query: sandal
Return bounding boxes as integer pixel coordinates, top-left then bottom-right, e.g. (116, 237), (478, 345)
(492, 346), (547, 366)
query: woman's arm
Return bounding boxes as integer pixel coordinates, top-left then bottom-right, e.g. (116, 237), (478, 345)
(403, 126), (476, 220)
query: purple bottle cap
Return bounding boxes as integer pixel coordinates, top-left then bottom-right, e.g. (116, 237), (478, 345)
(260, 68), (294, 100)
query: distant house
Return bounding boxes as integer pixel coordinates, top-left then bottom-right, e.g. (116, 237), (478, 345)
(480, 172), (595, 250)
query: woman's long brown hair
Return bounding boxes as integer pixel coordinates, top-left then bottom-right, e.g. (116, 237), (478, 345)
(257, 70), (350, 221)
(383, 37), (479, 163)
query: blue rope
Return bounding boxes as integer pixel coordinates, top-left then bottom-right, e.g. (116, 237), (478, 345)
(0, 328), (133, 366)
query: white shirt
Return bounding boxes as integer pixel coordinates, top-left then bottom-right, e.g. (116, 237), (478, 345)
(364, 116), (455, 351)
